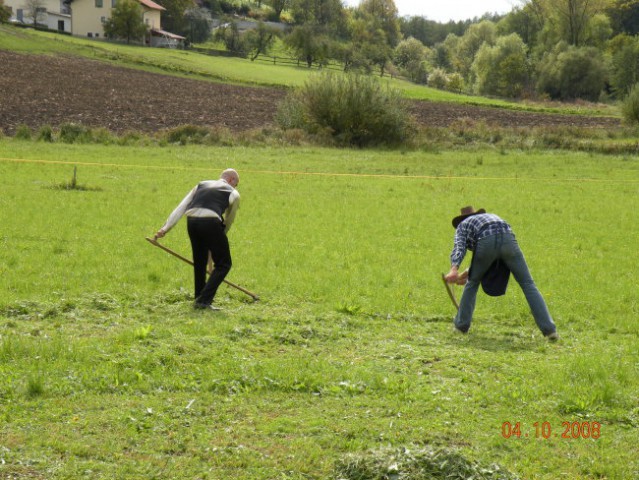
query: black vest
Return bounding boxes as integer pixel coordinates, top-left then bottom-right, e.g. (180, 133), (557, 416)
(187, 181), (233, 218)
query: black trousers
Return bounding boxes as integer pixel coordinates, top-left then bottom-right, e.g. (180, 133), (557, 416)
(187, 217), (232, 305)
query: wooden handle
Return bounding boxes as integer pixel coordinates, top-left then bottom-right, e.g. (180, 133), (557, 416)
(146, 237), (259, 301)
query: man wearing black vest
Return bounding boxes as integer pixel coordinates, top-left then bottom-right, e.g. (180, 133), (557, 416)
(155, 169), (240, 311)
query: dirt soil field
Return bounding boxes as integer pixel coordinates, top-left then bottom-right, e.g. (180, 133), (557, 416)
(0, 50), (622, 136)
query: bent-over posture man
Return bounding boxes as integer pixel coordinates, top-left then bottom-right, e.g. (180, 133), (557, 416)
(155, 169), (240, 311)
(444, 206), (558, 340)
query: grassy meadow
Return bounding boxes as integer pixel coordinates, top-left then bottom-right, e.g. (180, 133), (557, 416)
(1, 138), (638, 479)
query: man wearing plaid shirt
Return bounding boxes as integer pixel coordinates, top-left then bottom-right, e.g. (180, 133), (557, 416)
(444, 206), (558, 341)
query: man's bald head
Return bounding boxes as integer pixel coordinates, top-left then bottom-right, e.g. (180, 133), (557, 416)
(221, 168), (239, 188)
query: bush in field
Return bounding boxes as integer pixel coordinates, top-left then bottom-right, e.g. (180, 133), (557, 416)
(15, 125), (32, 140)
(59, 123), (92, 143)
(276, 72), (414, 147)
(37, 125), (54, 142)
(621, 82), (639, 125)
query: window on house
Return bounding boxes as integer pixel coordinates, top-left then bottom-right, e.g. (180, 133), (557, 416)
(95, 0), (103, 7)
(111, 0), (116, 6)
(88, 32), (93, 37)
(100, 16), (106, 23)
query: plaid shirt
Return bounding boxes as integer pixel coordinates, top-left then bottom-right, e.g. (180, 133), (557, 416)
(450, 213), (512, 267)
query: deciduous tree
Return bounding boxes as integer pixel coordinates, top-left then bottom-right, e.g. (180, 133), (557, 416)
(183, 7), (213, 43)
(472, 33), (530, 98)
(103, 0), (148, 44)
(246, 22), (280, 61)
(394, 37), (429, 83)
(524, 0), (614, 46)
(536, 42), (606, 100)
(284, 24), (331, 67)
(0, 0), (11, 23)
(358, 0), (401, 47)
(214, 21), (248, 57)
(267, 0), (290, 21)
(156, 0), (195, 37)
(24, 0), (47, 27)
(454, 20), (497, 81)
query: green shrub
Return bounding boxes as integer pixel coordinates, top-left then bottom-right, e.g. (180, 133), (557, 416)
(15, 124), (32, 140)
(276, 72), (414, 147)
(59, 123), (92, 143)
(428, 68), (448, 90)
(37, 125), (55, 142)
(621, 82), (639, 125)
(166, 124), (211, 144)
(447, 72), (464, 93)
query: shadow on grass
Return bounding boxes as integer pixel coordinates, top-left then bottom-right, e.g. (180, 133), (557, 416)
(445, 328), (542, 353)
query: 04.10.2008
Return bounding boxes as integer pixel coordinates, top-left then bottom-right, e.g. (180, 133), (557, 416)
(501, 421), (601, 439)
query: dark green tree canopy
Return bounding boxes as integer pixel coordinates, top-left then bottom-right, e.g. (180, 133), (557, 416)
(103, 0), (148, 44)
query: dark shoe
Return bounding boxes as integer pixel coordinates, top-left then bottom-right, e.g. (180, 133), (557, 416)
(545, 331), (559, 341)
(194, 302), (222, 311)
(453, 323), (468, 334)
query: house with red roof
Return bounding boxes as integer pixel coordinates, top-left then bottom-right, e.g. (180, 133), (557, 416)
(4, 0), (185, 46)
(71, 0), (185, 46)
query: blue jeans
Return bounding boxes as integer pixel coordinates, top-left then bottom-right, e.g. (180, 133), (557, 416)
(454, 232), (556, 335)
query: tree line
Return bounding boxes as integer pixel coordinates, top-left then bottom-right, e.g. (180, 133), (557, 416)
(174, 0), (639, 102)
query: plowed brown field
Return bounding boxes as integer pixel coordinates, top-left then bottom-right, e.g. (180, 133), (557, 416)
(0, 50), (621, 136)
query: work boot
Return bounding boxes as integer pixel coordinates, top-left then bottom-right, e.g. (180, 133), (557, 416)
(194, 302), (222, 311)
(545, 331), (559, 341)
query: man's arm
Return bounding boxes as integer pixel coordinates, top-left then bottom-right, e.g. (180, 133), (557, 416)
(445, 226), (468, 283)
(223, 191), (240, 234)
(155, 186), (197, 239)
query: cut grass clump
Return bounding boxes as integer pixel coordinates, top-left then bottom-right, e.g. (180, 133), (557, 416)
(335, 446), (520, 480)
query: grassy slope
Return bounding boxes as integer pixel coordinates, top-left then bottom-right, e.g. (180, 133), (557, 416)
(1, 141), (638, 479)
(0, 24), (619, 117)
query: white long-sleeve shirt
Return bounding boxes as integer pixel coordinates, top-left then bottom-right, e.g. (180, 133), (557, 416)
(161, 179), (240, 234)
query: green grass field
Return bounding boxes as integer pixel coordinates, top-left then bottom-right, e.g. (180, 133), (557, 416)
(1, 139), (638, 479)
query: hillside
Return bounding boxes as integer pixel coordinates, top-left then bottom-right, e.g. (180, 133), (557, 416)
(0, 50), (622, 135)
